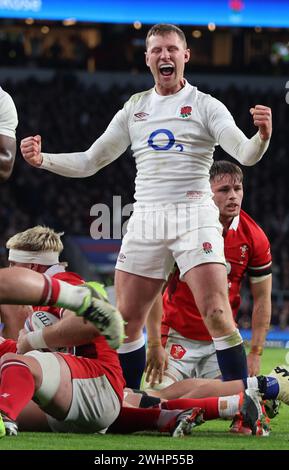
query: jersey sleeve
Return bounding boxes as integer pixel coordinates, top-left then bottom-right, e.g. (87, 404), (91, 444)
(0, 89), (18, 138)
(41, 103), (130, 177)
(205, 96), (269, 166)
(248, 228), (272, 280)
(205, 96), (236, 142)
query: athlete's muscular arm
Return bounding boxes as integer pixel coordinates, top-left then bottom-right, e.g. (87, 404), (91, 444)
(17, 309), (100, 353)
(247, 275), (272, 376)
(145, 293), (168, 386)
(43, 309), (100, 348)
(20, 110), (130, 177)
(0, 134), (16, 181)
(218, 124), (270, 166)
(209, 101), (272, 166)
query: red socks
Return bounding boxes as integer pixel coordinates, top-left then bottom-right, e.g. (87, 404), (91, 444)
(0, 359), (35, 420)
(109, 407), (161, 433)
(162, 397), (220, 420)
(109, 406), (188, 434)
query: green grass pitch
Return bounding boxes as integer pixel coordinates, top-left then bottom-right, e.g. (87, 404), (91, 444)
(0, 348), (288, 450)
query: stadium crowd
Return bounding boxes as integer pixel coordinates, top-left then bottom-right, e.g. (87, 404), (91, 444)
(1, 25), (289, 76)
(0, 74), (288, 327)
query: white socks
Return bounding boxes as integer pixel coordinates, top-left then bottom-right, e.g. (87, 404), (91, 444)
(118, 335), (145, 354)
(218, 394), (241, 419)
(212, 328), (243, 351)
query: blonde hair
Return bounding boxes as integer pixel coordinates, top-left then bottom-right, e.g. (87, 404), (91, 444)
(146, 23), (187, 49)
(6, 226), (64, 254)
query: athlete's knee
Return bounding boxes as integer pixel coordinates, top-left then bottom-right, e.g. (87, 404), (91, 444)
(199, 291), (229, 318)
(201, 296), (234, 332)
(24, 351), (61, 407)
(119, 309), (147, 340)
(205, 305), (225, 322)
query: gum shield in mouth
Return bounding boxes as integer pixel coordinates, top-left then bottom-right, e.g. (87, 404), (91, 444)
(159, 65), (174, 76)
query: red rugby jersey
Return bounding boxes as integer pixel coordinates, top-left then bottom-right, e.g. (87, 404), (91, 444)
(162, 210), (272, 341)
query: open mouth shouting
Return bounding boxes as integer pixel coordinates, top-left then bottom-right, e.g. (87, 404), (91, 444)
(159, 64), (175, 76)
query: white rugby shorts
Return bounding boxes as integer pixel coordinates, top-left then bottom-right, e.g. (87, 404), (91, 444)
(162, 328), (221, 380)
(46, 375), (120, 433)
(116, 200), (225, 279)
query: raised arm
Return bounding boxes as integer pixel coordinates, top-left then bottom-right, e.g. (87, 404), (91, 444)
(208, 99), (272, 166)
(20, 109), (130, 177)
(219, 105), (272, 166)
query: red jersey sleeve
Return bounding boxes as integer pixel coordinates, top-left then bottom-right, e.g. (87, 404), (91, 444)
(245, 212), (272, 279)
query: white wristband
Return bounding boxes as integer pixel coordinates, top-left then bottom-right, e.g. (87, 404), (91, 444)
(26, 330), (48, 350)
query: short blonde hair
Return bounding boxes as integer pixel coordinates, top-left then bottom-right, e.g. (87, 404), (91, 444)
(6, 226), (64, 254)
(146, 23), (187, 49)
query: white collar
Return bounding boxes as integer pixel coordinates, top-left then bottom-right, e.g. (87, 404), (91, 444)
(228, 215), (240, 231)
(45, 264), (66, 276)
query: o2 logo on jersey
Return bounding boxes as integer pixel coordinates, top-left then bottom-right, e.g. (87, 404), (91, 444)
(148, 129), (184, 152)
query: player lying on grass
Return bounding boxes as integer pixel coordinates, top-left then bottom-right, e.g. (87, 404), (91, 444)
(0, 324), (284, 439)
(0, 326), (273, 438)
(0, 268), (279, 437)
(0, 294), (264, 437)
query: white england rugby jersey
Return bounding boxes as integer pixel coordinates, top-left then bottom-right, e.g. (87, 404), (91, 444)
(0, 87), (18, 138)
(115, 82), (234, 205)
(41, 80), (269, 206)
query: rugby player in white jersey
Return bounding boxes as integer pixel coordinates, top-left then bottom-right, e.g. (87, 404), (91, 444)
(0, 87), (17, 181)
(20, 24), (272, 389)
(0, 87), (18, 334)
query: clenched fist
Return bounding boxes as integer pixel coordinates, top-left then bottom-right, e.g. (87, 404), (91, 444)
(20, 135), (43, 167)
(250, 105), (272, 141)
